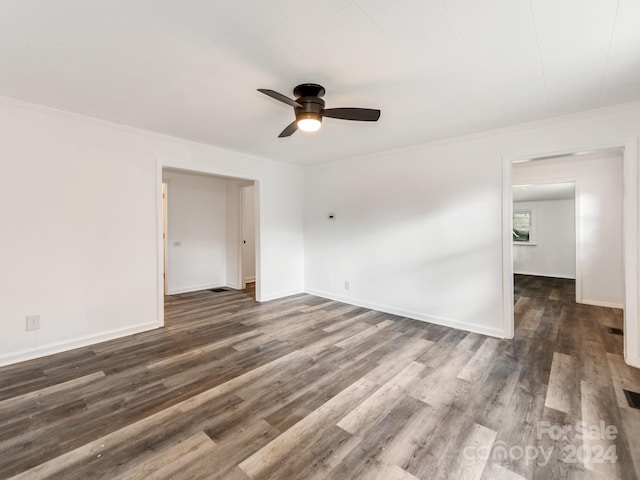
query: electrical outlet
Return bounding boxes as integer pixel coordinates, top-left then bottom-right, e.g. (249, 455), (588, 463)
(344, 281), (350, 291)
(26, 315), (40, 331)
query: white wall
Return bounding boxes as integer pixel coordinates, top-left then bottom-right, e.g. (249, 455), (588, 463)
(304, 101), (640, 344)
(513, 154), (623, 307)
(162, 170), (227, 294)
(304, 147), (504, 336)
(513, 199), (576, 279)
(0, 97), (304, 366)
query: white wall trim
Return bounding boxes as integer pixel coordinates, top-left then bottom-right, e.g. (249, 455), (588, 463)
(581, 299), (625, 309)
(502, 156), (515, 339)
(3, 93), (640, 170)
(159, 165), (258, 188)
(0, 95), (292, 169)
(305, 288), (506, 338)
(503, 138), (640, 368)
(260, 289), (305, 302)
(162, 181), (169, 296)
(308, 100), (640, 169)
(622, 138), (640, 368)
(237, 184), (245, 289)
(156, 160), (165, 328)
(253, 181), (263, 302)
(0, 321), (159, 368)
(575, 179), (583, 304)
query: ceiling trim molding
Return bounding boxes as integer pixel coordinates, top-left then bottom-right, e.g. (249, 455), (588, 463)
(308, 99), (640, 167)
(2, 92), (640, 169)
(0, 94), (295, 168)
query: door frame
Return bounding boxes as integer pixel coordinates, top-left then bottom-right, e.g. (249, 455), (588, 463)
(162, 181), (169, 295)
(240, 183), (257, 289)
(501, 138), (639, 368)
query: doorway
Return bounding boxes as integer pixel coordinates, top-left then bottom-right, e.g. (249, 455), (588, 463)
(157, 167), (260, 327)
(512, 181), (577, 286)
(502, 141), (639, 368)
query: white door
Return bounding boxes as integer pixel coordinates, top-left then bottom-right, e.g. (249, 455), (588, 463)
(162, 182), (168, 295)
(241, 185), (256, 286)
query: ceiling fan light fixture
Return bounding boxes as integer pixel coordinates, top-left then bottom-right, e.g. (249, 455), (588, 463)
(297, 112), (322, 132)
(258, 84), (380, 137)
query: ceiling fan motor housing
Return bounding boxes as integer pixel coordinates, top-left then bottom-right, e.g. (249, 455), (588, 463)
(294, 84), (325, 124)
(295, 97), (324, 124)
(293, 83), (325, 98)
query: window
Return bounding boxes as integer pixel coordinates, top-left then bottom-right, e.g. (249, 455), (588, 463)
(513, 209), (534, 244)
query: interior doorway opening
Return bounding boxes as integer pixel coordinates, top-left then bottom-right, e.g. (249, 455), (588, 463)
(160, 168), (259, 305)
(511, 180), (579, 344)
(502, 141), (639, 369)
(512, 181), (577, 295)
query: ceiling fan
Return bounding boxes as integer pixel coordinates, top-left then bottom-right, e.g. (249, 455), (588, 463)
(258, 83), (381, 137)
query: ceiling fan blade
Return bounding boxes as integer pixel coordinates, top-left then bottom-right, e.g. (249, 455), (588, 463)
(323, 108), (381, 122)
(278, 121), (298, 138)
(258, 89), (302, 108)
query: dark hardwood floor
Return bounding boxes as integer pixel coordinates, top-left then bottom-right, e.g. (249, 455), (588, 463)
(0, 275), (639, 479)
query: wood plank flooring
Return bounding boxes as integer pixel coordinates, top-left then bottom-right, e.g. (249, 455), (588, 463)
(0, 276), (639, 479)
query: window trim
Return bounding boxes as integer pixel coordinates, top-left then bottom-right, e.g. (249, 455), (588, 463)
(513, 208), (536, 245)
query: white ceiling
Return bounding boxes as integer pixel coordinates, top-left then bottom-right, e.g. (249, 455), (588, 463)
(513, 182), (575, 202)
(1, 0), (638, 165)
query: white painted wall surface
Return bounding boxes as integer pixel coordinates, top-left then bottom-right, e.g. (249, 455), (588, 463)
(513, 199), (576, 279)
(0, 97), (304, 366)
(304, 148), (504, 336)
(513, 153), (624, 307)
(162, 170), (227, 294)
(304, 101), (640, 340)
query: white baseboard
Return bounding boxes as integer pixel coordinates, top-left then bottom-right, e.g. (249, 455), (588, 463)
(244, 276), (256, 283)
(624, 355), (640, 370)
(304, 288), (506, 338)
(513, 271), (576, 279)
(580, 298), (624, 309)
(259, 289), (304, 302)
(0, 321), (160, 367)
(168, 283), (224, 295)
